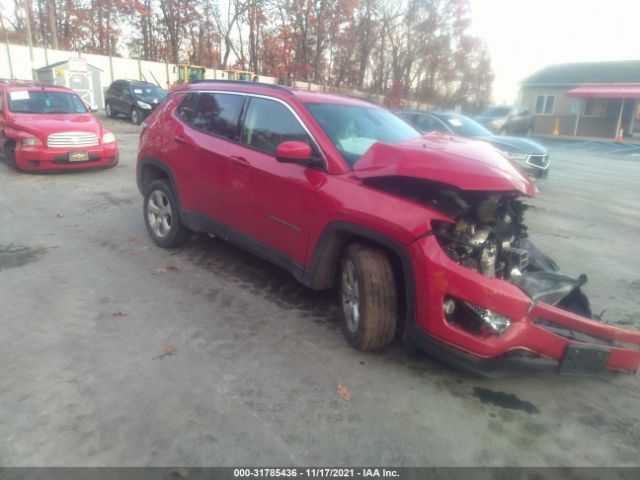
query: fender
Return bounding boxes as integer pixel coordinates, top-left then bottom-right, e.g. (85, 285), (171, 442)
(303, 221), (417, 328)
(137, 156), (180, 200)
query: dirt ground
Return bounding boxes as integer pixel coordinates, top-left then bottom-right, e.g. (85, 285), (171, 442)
(1, 121), (639, 466)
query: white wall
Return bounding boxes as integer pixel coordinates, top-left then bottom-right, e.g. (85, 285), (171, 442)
(1, 43), (282, 89)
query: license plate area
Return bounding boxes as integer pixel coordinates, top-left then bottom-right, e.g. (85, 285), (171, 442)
(68, 151), (89, 162)
(559, 344), (610, 375)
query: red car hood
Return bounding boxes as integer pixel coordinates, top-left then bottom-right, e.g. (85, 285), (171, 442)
(353, 134), (537, 196)
(9, 113), (102, 137)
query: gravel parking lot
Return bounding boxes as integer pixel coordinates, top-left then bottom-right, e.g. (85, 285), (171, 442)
(1, 119), (639, 467)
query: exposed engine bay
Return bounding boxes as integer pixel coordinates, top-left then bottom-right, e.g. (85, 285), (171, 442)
(368, 177), (593, 320)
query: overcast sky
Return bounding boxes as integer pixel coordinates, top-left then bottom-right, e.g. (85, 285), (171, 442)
(468, 0), (640, 104)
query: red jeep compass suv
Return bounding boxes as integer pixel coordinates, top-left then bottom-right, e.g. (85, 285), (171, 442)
(0, 80), (118, 171)
(137, 81), (640, 375)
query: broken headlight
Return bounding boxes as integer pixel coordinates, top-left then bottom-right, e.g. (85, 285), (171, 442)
(444, 297), (512, 336)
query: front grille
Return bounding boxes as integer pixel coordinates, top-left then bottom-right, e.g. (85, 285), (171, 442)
(527, 154), (549, 168)
(47, 132), (99, 148)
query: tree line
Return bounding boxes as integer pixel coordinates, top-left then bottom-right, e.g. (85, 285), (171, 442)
(0, 0), (494, 110)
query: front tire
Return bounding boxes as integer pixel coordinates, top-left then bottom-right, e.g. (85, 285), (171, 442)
(143, 179), (191, 248)
(5, 144), (17, 169)
(105, 102), (114, 118)
(131, 108), (142, 125)
(339, 243), (398, 351)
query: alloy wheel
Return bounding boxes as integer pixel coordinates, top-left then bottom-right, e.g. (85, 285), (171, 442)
(341, 259), (361, 333)
(147, 190), (172, 238)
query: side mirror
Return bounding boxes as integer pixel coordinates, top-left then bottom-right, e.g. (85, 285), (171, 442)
(90, 106), (99, 113)
(275, 141), (313, 164)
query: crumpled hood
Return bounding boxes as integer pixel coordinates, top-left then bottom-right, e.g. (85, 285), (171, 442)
(353, 134), (537, 196)
(9, 113), (102, 138)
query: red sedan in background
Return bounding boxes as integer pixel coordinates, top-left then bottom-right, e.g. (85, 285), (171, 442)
(0, 79), (118, 171)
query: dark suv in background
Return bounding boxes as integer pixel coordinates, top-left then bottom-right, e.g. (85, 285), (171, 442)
(104, 80), (166, 124)
(475, 106), (534, 136)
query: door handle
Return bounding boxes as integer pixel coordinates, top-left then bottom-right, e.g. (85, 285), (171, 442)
(229, 155), (250, 168)
(173, 135), (187, 144)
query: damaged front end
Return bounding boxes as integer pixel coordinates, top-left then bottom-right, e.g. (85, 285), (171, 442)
(354, 138), (640, 374)
(428, 189), (594, 328)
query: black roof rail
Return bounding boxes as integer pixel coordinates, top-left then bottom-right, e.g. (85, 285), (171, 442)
(187, 79), (292, 94)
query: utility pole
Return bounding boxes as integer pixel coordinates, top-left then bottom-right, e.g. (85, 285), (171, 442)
(23, 0), (34, 62)
(0, 12), (15, 79)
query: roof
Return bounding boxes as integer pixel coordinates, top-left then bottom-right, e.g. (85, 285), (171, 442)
(178, 80), (377, 107)
(521, 60), (640, 86)
(0, 79), (70, 90)
(566, 84), (640, 99)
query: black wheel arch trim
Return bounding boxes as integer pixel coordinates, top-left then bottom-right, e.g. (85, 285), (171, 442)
(304, 221), (417, 332)
(137, 156), (181, 204)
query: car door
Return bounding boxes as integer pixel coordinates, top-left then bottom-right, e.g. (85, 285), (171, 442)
(109, 81), (124, 113)
(225, 96), (325, 266)
(171, 91), (244, 225)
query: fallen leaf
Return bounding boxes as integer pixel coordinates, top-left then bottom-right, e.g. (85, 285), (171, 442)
(152, 265), (179, 274)
(111, 311), (127, 317)
(167, 467), (190, 478)
(164, 344), (176, 355)
(336, 383), (352, 401)
(127, 235), (138, 242)
(56, 213), (64, 218)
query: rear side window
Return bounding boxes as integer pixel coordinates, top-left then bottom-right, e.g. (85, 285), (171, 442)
(176, 92), (244, 140)
(241, 97), (313, 155)
(415, 114), (447, 133)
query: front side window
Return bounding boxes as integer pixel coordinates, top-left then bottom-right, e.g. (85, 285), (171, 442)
(176, 92), (244, 140)
(242, 97), (314, 156)
(415, 114), (448, 133)
(8, 90), (88, 114)
(306, 103), (420, 166)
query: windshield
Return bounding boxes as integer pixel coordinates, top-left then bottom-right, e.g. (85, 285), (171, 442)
(131, 85), (166, 99)
(306, 103), (420, 166)
(480, 107), (511, 117)
(8, 90), (88, 114)
(437, 113), (493, 137)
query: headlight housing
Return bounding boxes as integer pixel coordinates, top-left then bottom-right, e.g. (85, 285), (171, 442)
(102, 132), (116, 144)
(21, 137), (41, 146)
(444, 297), (512, 336)
(136, 100), (152, 110)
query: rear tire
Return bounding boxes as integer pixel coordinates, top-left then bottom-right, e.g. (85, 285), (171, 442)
(105, 102), (114, 118)
(143, 179), (192, 248)
(339, 243), (398, 351)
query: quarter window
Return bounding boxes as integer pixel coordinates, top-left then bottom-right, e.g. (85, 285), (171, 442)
(241, 97), (314, 156)
(176, 92), (245, 140)
(535, 95), (555, 115)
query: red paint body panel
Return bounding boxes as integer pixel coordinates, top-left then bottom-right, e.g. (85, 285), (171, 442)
(410, 235), (640, 371)
(0, 83), (118, 172)
(353, 135), (537, 196)
(138, 82), (640, 374)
